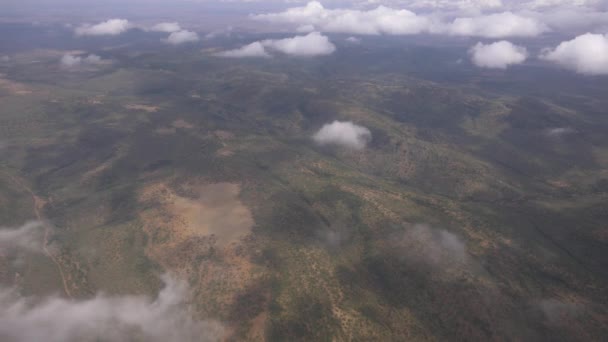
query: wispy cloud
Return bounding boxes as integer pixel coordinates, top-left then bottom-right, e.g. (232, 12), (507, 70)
(0, 221), (45, 253)
(216, 42), (270, 58)
(0, 274), (223, 342)
(150, 22), (181, 33)
(217, 32), (335, 58)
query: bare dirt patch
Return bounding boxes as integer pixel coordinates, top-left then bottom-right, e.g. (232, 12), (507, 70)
(140, 182), (253, 248)
(125, 104), (159, 112)
(0, 74), (32, 95)
(172, 119), (194, 129)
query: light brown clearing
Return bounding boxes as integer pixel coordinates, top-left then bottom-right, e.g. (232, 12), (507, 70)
(155, 119), (194, 135)
(172, 119), (194, 129)
(125, 104), (159, 112)
(0, 74), (32, 95)
(140, 182), (253, 248)
(139, 181), (263, 339)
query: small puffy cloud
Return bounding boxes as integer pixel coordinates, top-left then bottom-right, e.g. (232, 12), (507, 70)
(261, 32), (336, 56)
(313, 121), (372, 150)
(60, 54), (104, 68)
(445, 12), (547, 38)
(216, 42), (270, 58)
(469, 41), (528, 69)
(0, 221), (44, 253)
(75, 19), (131, 36)
(150, 22), (181, 33)
(165, 30), (200, 45)
(346, 36), (361, 43)
(540, 33), (608, 75)
(0, 274), (224, 342)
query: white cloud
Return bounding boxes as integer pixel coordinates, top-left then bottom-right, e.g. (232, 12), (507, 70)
(150, 22), (181, 33)
(216, 42), (270, 58)
(0, 274), (223, 342)
(60, 54), (104, 68)
(253, 1), (433, 35)
(218, 32), (335, 58)
(313, 121), (372, 149)
(253, 2), (548, 38)
(545, 127), (576, 136)
(469, 41), (528, 69)
(522, 0), (601, 10)
(0, 221), (44, 253)
(540, 33), (608, 75)
(261, 32), (336, 56)
(445, 11), (547, 38)
(346, 36), (361, 43)
(75, 19), (131, 36)
(165, 30), (200, 45)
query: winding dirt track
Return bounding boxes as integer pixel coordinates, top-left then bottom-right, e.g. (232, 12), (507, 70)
(3, 171), (72, 298)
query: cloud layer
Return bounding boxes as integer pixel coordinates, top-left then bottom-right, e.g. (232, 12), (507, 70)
(541, 33), (608, 75)
(469, 41), (528, 69)
(252, 1), (548, 38)
(0, 274), (223, 342)
(313, 121), (372, 150)
(75, 19), (131, 36)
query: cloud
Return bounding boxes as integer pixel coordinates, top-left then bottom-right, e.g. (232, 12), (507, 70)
(469, 41), (528, 69)
(261, 32), (336, 56)
(164, 30), (200, 45)
(252, 2), (547, 38)
(444, 12), (547, 38)
(538, 298), (583, 325)
(75, 19), (131, 36)
(0, 274), (223, 342)
(150, 22), (181, 33)
(252, 1), (433, 35)
(204, 27), (234, 40)
(313, 121), (372, 149)
(217, 32), (335, 57)
(0, 221), (44, 253)
(540, 33), (608, 75)
(60, 54), (104, 68)
(346, 36), (361, 43)
(395, 224), (469, 271)
(545, 127), (576, 136)
(407, 0), (504, 10)
(216, 42), (270, 58)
